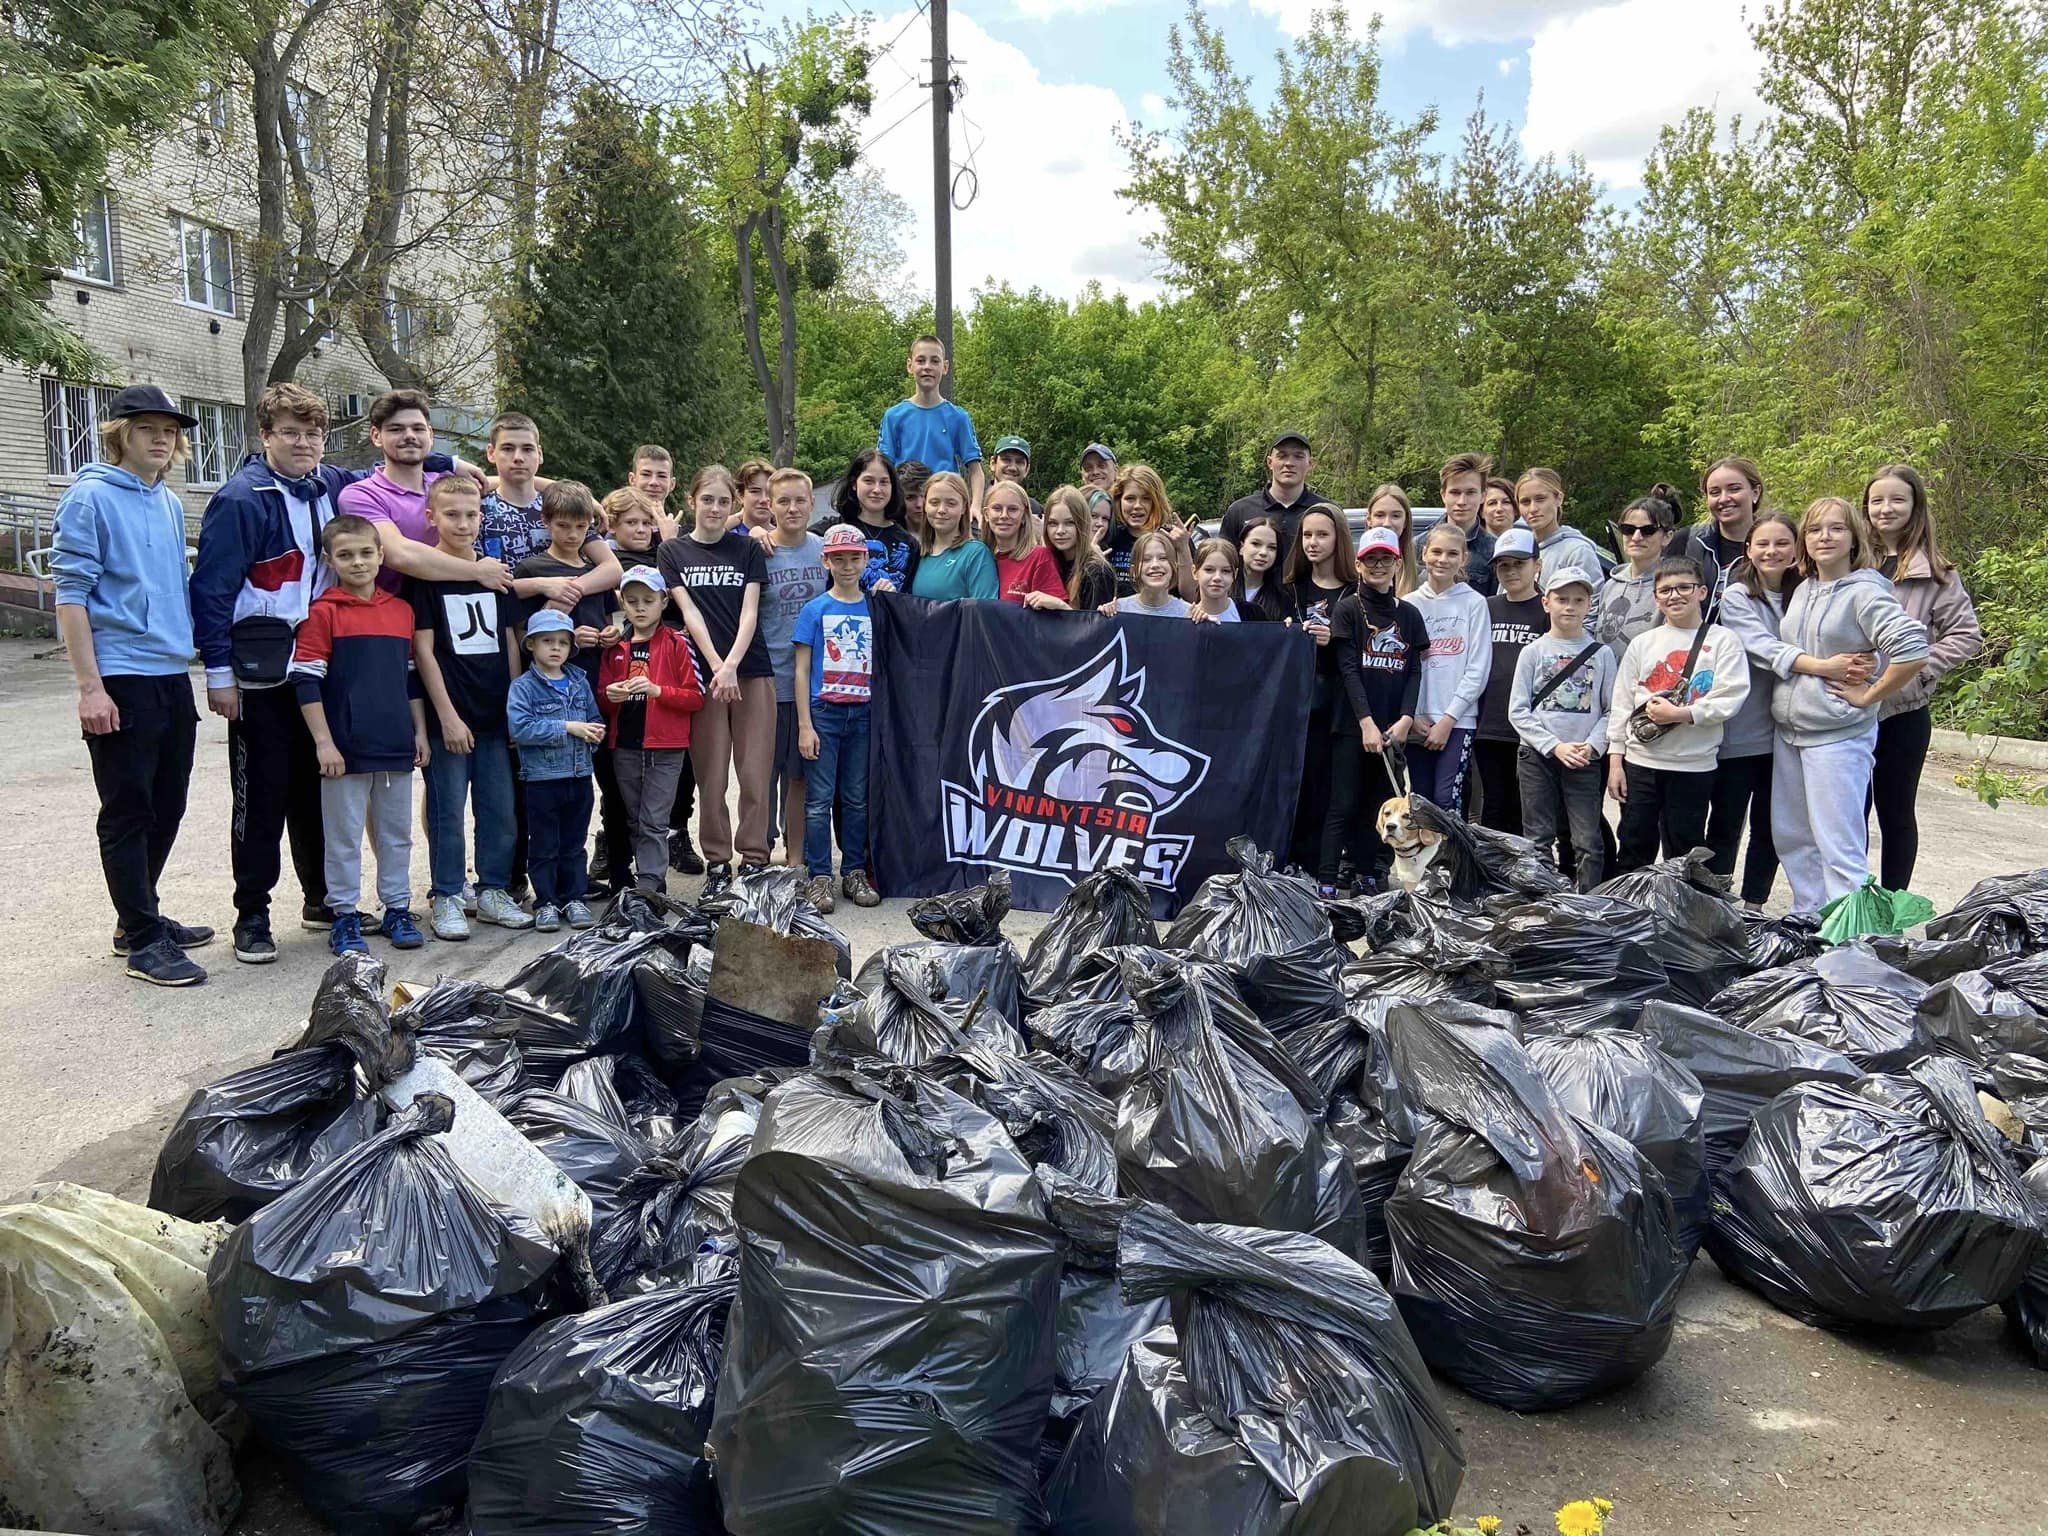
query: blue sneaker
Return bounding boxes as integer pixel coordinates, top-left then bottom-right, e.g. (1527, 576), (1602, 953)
(379, 907), (424, 950)
(328, 911), (369, 956)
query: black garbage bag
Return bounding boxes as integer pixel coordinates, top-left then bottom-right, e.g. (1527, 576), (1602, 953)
(390, 978), (531, 1107)
(1381, 1000), (1685, 1410)
(1027, 996), (1146, 1094)
(709, 1069), (1060, 1536)
(895, 872), (1027, 1025)
(209, 1094), (563, 1534)
(505, 894), (710, 1078)
(1351, 889), (1500, 961)
(1864, 930), (2006, 984)
(679, 995), (815, 1118)
(1705, 1057), (2045, 1331)
(150, 953), (407, 1222)
(590, 1077), (765, 1297)
(1742, 909), (1827, 971)
(558, 1053), (682, 1142)
(1525, 1027), (1710, 1259)
(1344, 939), (1501, 1006)
(1927, 867), (2048, 962)
(638, 941), (713, 1076)
(1282, 996), (1419, 1275)
(1114, 952), (1366, 1262)
(1991, 1052), (2048, 1142)
(1035, 1171), (1171, 1451)
(935, 1045), (1119, 1195)
(1490, 892), (1670, 1033)
(824, 949), (1027, 1066)
(2006, 1156), (2048, 1367)
(1047, 1202), (1465, 1536)
(1593, 848), (1750, 1004)
(1915, 951), (2048, 1064)
(467, 1273), (737, 1535)
(1635, 1000), (1862, 1179)
(703, 864), (854, 978)
(1406, 795), (1572, 901)
(1020, 866), (1159, 1012)
(507, 1088), (654, 1224)
(1708, 944), (1931, 1071)
(1163, 836), (1348, 1039)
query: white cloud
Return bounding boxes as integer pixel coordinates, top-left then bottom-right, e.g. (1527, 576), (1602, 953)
(1496, 56), (1517, 75)
(1245, 0), (1610, 45)
(860, 9), (1162, 301)
(1520, 0), (1763, 187)
(1140, 92), (1168, 121)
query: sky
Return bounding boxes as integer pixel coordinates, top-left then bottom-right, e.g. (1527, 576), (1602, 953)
(776, 0), (1767, 303)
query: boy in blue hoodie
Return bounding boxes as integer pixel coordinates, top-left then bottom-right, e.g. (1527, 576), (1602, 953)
(51, 385), (211, 987)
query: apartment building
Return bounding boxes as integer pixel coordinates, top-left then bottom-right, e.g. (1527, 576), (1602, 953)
(0, 77), (497, 525)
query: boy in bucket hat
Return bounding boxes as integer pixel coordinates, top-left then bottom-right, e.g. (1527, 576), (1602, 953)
(507, 609), (607, 931)
(792, 524), (882, 912)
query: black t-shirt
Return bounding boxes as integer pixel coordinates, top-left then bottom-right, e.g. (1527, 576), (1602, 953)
(1102, 524), (1137, 596)
(1330, 587), (1428, 730)
(515, 551), (611, 678)
(1050, 549), (1116, 611)
(1287, 578), (1349, 684)
(613, 636), (652, 750)
(1237, 576), (1292, 623)
(407, 576), (517, 732)
(837, 514), (920, 595)
(1478, 592), (1548, 741)
(1220, 484), (1330, 553)
(656, 531), (772, 678)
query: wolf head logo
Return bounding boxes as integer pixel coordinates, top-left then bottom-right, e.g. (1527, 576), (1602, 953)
(966, 633), (1210, 814)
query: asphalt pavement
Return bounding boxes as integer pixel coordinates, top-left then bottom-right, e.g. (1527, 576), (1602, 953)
(5, 635), (2048, 1533)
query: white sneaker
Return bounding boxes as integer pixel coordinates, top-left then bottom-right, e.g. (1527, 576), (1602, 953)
(461, 880), (478, 915)
(476, 886), (534, 930)
(430, 894), (470, 941)
(534, 903), (563, 933)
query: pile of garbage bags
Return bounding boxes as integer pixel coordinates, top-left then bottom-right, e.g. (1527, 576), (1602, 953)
(95, 849), (2048, 1536)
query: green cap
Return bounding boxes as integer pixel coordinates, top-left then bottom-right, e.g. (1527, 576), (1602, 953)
(992, 434), (1031, 460)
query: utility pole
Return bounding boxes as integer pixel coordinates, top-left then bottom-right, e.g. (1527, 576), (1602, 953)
(930, 0), (954, 396)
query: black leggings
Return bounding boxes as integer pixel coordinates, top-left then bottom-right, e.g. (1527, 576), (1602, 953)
(1290, 705), (1337, 873)
(1871, 706), (1932, 889)
(1706, 751), (1779, 904)
(1471, 737), (1523, 836)
(1322, 724), (1393, 883)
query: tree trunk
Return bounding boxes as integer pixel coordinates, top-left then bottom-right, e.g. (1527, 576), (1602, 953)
(734, 214), (784, 458)
(762, 198), (798, 464)
(241, 37), (289, 443)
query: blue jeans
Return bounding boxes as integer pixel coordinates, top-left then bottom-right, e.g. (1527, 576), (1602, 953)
(424, 726), (515, 897)
(803, 702), (870, 876)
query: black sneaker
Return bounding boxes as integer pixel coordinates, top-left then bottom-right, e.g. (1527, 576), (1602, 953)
(589, 843), (612, 887)
(700, 861), (734, 901)
(127, 934), (206, 987)
(233, 913), (278, 965)
(111, 918), (215, 955)
(300, 901), (335, 931)
(737, 861), (768, 878)
(668, 830), (705, 877)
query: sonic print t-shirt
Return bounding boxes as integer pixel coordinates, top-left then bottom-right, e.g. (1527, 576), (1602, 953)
(793, 593), (873, 705)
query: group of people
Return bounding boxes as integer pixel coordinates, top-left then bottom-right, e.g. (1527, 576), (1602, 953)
(51, 332), (1982, 987)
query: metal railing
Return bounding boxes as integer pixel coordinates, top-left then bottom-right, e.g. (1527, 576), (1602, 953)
(0, 488), (203, 614)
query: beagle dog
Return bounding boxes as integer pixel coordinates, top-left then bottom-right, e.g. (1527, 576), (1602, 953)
(1378, 796), (1449, 893)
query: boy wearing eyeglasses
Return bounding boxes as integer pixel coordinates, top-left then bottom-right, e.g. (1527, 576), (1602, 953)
(1605, 554), (1750, 875)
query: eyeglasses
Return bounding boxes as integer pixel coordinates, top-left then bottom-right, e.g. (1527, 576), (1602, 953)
(1655, 584), (1702, 598)
(269, 428), (325, 445)
(1614, 522), (1662, 538)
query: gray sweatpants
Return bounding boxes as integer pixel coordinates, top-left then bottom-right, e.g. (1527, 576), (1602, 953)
(321, 770), (414, 916)
(1771, 728), (1876, 916)
(613, 747), (687, 890)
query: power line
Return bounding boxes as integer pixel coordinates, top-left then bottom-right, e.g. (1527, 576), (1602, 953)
(861, 93), (929, 154)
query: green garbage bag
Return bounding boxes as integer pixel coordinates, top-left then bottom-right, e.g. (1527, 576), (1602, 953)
(1820, 877), (1937, 944)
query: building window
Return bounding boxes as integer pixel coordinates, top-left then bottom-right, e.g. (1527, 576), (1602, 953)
(177, 216), (236, 314)
(197, 78), (231, 134)
(184, 399), (243, 486)
(40, 378), (120, 479)
(388, 292), (449, 361)
(64, 191), (115, 285)
(286, 83), (330, 173)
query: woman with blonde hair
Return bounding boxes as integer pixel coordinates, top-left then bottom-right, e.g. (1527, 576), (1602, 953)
(1024, 486), (1116, 611)
(908, 471), (998, 600)
(982, 479), (1064, 605)
(1361, 482), (1419, 595)
(1517, 466), (1604, 588)
(1861, 463), (1982, 889)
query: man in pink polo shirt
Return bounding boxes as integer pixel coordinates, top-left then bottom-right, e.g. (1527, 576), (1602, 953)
(339, 390), (511, 590)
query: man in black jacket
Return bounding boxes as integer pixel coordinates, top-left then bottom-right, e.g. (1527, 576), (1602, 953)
(1220, 431), (1331, 553)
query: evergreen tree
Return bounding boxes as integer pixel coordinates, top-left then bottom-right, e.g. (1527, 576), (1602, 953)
(500, 86), (746, 488)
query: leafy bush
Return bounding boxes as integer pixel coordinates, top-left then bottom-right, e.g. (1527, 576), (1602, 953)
(1937, 529), (2048, 741)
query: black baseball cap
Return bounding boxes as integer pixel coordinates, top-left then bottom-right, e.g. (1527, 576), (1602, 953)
(1270, 429), (1311, 452)
(106, 384), (198, 428)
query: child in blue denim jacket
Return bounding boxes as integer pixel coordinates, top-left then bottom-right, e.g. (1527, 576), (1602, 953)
(507, 609), (605, 931)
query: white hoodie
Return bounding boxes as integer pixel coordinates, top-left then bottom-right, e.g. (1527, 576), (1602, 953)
(1408, 580), (1494, 730)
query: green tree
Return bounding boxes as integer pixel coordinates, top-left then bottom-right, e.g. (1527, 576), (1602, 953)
(500, 85), (745, 487)
(1, 0), (236, 370)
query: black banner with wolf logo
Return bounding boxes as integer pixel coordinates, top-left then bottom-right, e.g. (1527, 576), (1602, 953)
(869, 594), (1315, 917)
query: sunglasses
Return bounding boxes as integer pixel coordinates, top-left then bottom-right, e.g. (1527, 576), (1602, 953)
(1612, 521), (1663, 538)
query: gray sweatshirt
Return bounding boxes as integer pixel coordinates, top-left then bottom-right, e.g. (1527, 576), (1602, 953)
(1537, 526), (1606, 590)
(1595, 567), (1659, 663)
(1508, 633), (1617, 757)
(1714, 581), (1788, 760)
(1770, 568), (1930, 747)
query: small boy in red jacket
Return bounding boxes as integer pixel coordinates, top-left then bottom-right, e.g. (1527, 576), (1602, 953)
(597, 565), (706, 891)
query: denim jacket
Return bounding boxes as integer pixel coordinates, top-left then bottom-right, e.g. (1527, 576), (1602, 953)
(506, 665), (602, 781)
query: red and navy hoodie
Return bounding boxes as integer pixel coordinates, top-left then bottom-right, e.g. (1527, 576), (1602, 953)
(289, 586), (422, 773)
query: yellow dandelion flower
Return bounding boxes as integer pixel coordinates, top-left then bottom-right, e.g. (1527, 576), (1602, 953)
(1556, 1499), (1607, 1536)
(1476, 1518), (1503, 1535)
(1593, 1498), (1614, 1515)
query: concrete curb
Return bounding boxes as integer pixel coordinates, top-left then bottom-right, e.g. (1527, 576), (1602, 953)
(1932, 726), (2048, 772)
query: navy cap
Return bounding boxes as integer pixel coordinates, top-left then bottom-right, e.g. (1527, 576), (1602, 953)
(1270, 430), (1311, 452)
(1081, 442), (1116, 464)
(106, 384), (198, 429)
